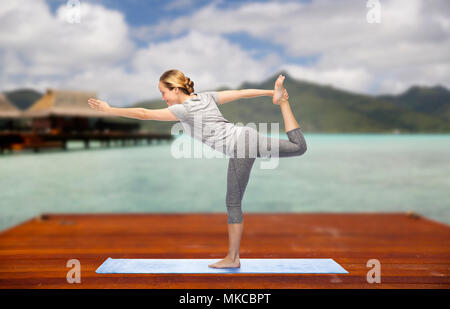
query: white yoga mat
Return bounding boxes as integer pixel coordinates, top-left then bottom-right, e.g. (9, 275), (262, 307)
(95, 258), (348, 274)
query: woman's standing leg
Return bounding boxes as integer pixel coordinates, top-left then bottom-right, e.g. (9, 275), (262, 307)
(209, 130), (256, 269)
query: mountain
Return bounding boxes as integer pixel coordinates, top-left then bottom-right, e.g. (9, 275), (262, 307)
(3, 89), (43, 110)
(133, 71), (450, 133)
(378, 85), (450, 122)
(3, 73), (449, 133)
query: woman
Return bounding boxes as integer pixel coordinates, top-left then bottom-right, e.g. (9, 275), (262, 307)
(88, 69), (307, 269)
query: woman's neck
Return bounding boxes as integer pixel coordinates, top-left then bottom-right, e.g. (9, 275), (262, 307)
(178, 93), (197, 104)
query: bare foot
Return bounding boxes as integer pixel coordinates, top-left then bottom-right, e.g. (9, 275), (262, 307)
(273, 74), (289, 105)
(208, 256), (240, 269)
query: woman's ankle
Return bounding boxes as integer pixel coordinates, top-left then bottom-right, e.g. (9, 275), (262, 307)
(227, 253), (240, 261)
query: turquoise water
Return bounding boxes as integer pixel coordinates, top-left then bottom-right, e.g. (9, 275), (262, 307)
(1, 133), (449, 232)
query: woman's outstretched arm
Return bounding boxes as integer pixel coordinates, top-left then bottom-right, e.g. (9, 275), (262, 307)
(217, 89), (274, 105)
(88, 98), (178, 121)
(88, 98), (144, 120)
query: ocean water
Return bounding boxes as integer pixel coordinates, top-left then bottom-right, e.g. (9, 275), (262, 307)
(1, 133), (449, 232)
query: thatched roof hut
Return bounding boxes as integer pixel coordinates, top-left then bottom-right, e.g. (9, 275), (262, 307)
(22, 89), (115, 118)
(0, 93), (21, 118)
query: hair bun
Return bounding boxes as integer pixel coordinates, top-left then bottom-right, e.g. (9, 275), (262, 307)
(184, 77), (195, 94)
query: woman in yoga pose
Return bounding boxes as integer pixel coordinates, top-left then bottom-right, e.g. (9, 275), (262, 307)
(88, 69), (307, 269)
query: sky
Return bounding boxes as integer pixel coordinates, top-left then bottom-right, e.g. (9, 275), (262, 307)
(0, 0), (449, 106)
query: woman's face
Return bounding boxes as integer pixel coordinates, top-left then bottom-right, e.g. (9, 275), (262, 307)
(158, 82), (178, 106)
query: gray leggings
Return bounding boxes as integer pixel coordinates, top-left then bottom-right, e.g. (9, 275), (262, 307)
(226, 126), (307, 224)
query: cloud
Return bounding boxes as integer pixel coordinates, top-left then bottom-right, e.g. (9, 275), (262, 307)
(132, 30), (282, 91)
(0, 0), (142, 104)
(0, 0), (283, 106)
(283, 65), (373, 94)
(132, 0), (450, 94)
(0, 0), (134, 75)
(66, 29), (283, 106)
(0, 1), (132, 80)
(1, 0), (449, 105)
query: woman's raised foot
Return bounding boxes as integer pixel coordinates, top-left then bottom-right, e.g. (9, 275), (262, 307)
(273, 75), (289, 105)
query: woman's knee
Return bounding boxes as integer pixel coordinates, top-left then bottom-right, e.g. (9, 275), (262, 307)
(293, 143), (307, 156)
(288, 131), (307, 156)
(275, 139), (307, 157)
(227, 205), (243, 224)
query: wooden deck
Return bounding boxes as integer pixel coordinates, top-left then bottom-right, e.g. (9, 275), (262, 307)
(0, 213), (448, 289)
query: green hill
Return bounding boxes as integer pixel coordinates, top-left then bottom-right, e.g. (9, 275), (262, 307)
(4, 89), (42, 110)
(3, 72), (449, 133)
(378, 85), (450, 122)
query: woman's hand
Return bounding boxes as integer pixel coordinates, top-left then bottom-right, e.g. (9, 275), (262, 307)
(88, 98), (111, 112)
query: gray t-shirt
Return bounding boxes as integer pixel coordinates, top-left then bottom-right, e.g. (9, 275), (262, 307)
(168, 91), (243, 157)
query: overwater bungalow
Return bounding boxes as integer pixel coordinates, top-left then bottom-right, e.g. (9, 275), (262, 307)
(20, 88), (139, 133)
(1, 89), (171, 153)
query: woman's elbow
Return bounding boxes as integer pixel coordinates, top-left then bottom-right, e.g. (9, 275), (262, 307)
(140, 108), (154, 120)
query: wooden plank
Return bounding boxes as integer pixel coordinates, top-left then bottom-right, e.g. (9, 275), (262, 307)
(0, 213), (449, 289)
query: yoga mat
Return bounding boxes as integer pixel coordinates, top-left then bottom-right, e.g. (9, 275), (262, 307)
(96, 258), (348, 274)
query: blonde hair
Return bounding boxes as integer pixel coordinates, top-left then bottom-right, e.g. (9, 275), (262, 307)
(159, 69), (195, 95)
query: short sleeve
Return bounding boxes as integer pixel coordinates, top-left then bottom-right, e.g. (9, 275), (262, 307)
(206, 91), (219, 105)
(168, 103), (188, 122)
